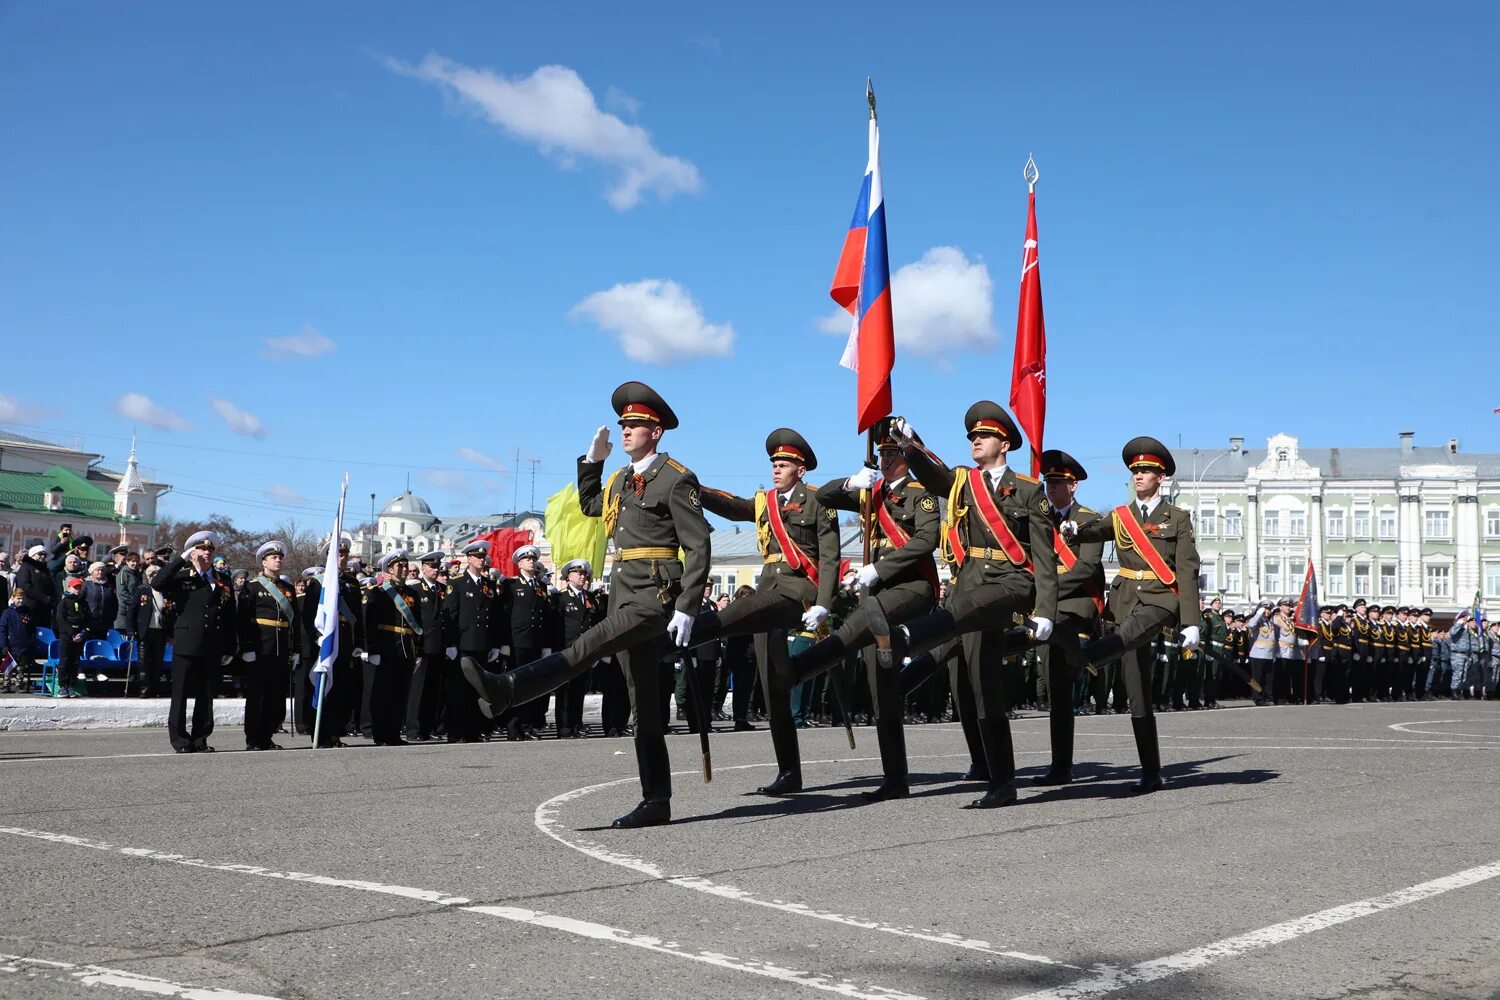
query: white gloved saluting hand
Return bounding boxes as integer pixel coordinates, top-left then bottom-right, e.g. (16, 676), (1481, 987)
(845, 466), (879, 491)
(667, 610), (695, 648)
(890, 417), (916, 447)
(585, 426), (612, 463)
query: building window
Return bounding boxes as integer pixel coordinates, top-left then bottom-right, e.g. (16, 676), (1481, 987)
(1264, 557), (1282, 596)
(1289, 510), (1306, 537)
(1485, 563), (1500, 600)
(1326, 509), (1345, 539)
(1486, 509), (1500, 539)
(1353, 561), (1372, 597)
(1263, 510), (1281, 538)
(1197, 508), (1217, 538)
(1223, 559), (1242, 593)
(1378, 509), (1397, 540)
(1423, 509), (1451, 540)
(1326, 560), (1347, 597)
(1424, 564), (1452, 600)
(1200, 562), (1217, 593)
(1378, 563), (1398, 598)
(1352, 509), (1372, 538)
(1222, 509), (1242, 539)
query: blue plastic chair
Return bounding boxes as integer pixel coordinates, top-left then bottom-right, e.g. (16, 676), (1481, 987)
(105, 629), (126, 648)
(84, 638), (116, 662)
(37, 640), (61, 694)
(34, 626), (57, 650)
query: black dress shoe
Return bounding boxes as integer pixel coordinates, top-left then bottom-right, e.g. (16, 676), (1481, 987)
(265, 742), (284, 750)
(388, 737), (410, 746)
(962, 765), (991, 782)
(1031, 769), (1072, 786)
(1131, 774), (1164, 794)
(733, 721), (757, 731)
(861, 781), (909, 802)
(246, 743), (263, 751)
(612, 799), (671, 829)
(173, 745), (194, 754)
(196, 745), (215, 753)
(963, 784), (1019, 809)
(756, 771), (803, 796)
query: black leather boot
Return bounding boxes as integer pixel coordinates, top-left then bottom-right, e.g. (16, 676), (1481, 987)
(789, 635), (848, 687)
(612, 799), (671, 829)
(964, 783), (1018, 808)
(862, 718), (909, 801)
(756, 770), (804, 796)
(1130, 716), (1164, 794)
(898, 610), (957, 657)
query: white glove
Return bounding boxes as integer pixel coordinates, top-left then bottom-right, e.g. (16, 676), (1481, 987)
(219, 655), (233, 667)
(1180, 625), (1201, 651)
(369, 653), (383, 666)
(1059, 520), (1078, 538)
(1031, 617), (1054, 642)
(445, 646), (458, 660)
(241, 651), (257, 663)
(856, 564), (881, 588)
(667, 610), (694, 647)
(801, 605), (829, 630)
(541, 647), (552, 656)
(500, 645), (511, 656)
(890, 417), (916, 447)
(585, 425), (612, 463)
(487, 648), (500, 663)
(353, 648), (367, 661)
(845, 466), (879, 491)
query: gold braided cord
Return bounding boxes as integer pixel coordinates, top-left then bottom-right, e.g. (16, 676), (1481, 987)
(603, 468), (625, 539)
(939, 467), (969, 565)
(753, 491), (772, 558)
(1111, 510), (1134, 552)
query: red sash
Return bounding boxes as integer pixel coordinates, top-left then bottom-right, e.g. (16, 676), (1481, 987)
(963, 468), (1032, 571)
(872, 480), (940, 592)
(762, 490), (819, 586)
(1114, 504), (1179, 596)
(1054, 529), (1106, 614)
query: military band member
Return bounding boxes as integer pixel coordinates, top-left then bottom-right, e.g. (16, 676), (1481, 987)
(237, 540), (298, 750)
(463, 382), (712, 828)
(783, 418), (941, 803)
(406, 551), (450, 741)
(1062, 437), (1201, 793)
(1033, 449), (1105, 784)
(499, 544), (556, 740)
(1349, 599), (1375, 702)
(552, 559), (605, 738)
(690, 428), (843, 796)
(443, 541), (502, 743)
(152, 531), (237, 753)
(364, 551), (420, 745)
(1201, 597), (1229, 709)
(873, 403), (1058, 808)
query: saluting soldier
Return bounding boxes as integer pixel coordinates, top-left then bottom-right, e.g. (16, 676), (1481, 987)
(152, 531), (238, 753)
(405, 550), (450, 741)
(236, 540), (298, 750)
(499, 544), (556, 740)
(690, 428), (843, 796)
(1062, 437), (1201, 793)
(462, 382), (712, 828)
(442, 541), (502, 743)
(364, 551), (420, 745)
(782, 417), (941, 803)
(877, 403), (1057, 808)
(552, 559), (605, 738)
(1032, 450), (1105, 784)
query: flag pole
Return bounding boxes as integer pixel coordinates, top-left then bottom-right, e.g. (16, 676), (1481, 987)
(1022, 154), (1043, 478)
(860, 76), (879, 571)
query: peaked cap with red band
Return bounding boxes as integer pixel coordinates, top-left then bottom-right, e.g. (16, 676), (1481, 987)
(611, 381), (679, 430)
(1121, 435), (1176, 478)
(1039, 448), (1088, 482)
(962, 400), (1023, 449)
(765, 427), (818, 471)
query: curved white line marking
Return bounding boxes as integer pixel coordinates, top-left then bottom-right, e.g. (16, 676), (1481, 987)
(0, 952), (284, 999)
(535, 754), (1077, 970)
(1388, 718), (1500, 738)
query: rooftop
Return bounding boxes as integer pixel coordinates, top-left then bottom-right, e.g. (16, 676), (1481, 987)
(1185, 433), (1500, 482)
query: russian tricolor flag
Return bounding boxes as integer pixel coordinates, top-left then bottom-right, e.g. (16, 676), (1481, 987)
(832, 113), (894, 433)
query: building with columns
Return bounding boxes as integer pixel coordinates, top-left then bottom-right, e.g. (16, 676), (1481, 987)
(1173, 432), (1500, 612)
(353, 490), (549, 566)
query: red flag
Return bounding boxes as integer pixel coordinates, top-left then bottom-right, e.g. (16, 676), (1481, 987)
(1009, 190), (1046, 477)
(474, 526), (532, 577)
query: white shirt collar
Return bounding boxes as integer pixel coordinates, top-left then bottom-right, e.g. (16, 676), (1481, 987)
(631, 453), (656, 475)
(1052, 500), (1074, 520)
(886, 474), (909, 491)
(1135, 492), (1163, 517)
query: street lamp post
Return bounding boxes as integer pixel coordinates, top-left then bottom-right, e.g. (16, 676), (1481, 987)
(369, 493), (377, 563)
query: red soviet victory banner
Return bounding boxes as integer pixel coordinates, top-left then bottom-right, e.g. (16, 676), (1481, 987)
(475, 527), (532, 577)
(1009, 163), (1047, 478)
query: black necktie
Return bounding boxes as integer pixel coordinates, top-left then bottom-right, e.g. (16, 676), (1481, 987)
(1140, 503), (1149, 522)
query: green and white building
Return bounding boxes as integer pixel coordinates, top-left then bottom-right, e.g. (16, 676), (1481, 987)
(1164, 432), (1500, 613)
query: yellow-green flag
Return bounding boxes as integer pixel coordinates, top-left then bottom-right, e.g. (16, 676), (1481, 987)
(545, 483), (606, 576)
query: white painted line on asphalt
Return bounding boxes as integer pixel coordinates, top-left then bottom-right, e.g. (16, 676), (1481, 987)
(0, 951), (284, 999)
(535, 756), (1080, 971)
(0, 826), (922, 1000)
(1164, 733), (1500, 745)
(1388, 718), (1500, 738)
(1005, 858), (1500, 1000)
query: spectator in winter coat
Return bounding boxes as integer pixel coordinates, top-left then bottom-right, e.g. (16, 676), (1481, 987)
(1, 588), (34, 680)
(83, 562), (117, 640)
(14, 546), (56, 625)
(54, 576), (89, 696)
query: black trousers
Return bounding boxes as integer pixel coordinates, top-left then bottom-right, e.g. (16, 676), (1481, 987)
(168, 652), (217, 750)
(447, 649), (486, 742)
(312, 656), (355, 746)
(137, 630), (167, 696)
(1251, 658), (1274, 700)
(554, 664), (592, 734)
(405, 653), (445, 738)
(724, 638), (755, 722)
(511, 645), (547, 729)
(598, 657), (631, 733)
(372, 656), (414, 743)
(243, 653), (291, 748)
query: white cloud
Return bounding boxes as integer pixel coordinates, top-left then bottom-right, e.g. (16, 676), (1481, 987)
(604, 85), (641, 117)
(260, 324), (337, 360)
(114, 393), (192, 431)
(267, 484), (306, 505)
(0, 395), (43, 423)
(387, 56), (702, 210)
(210, 398), (267, 438)
(571, 279), (735, 364)
(457, 447), (508, 473)
(818, 246), (997, 358)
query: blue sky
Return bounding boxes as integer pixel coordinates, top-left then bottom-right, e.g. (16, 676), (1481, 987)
(2, 2), (1496, 529)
